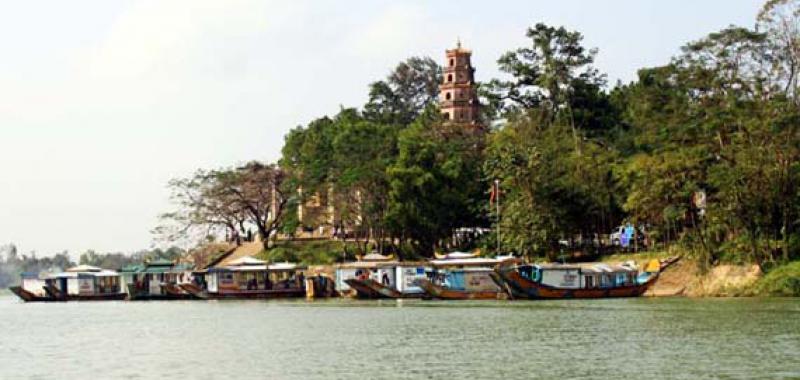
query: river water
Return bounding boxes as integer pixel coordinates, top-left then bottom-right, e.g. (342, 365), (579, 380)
(0, 292), (798, 380)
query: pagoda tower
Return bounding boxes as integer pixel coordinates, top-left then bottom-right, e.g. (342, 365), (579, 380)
(439, 40), (481, 128)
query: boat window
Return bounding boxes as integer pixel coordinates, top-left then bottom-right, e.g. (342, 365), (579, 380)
(584, 276), (594, 289)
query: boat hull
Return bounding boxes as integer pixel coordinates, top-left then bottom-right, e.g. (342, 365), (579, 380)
(9, 286), (52, 302)
(178, 283), (305, 300)
(127, 283), (195, 301)
(344, 278), (423, 299)
(496, 266), (658, 300)
(418, 279), (506, 300)
(41, 283), (127, 301)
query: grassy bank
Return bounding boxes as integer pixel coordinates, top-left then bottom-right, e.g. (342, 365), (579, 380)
(747, 261), (800, 297)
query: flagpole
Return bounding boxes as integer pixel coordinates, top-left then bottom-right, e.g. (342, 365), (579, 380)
(495, 179), (500, 255)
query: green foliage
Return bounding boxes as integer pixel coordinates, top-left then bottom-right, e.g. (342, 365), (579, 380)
(386, 107), (488, 255)
(750, 260), (800, 296)
(264, 8), (800, 267)
(363, 57), (442, 125)
(258, 240), (361, 265)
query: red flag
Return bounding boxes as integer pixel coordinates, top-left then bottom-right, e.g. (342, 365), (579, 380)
(489, 181), (499, 204)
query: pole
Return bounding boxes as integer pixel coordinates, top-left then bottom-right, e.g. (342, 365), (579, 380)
(495, 179), (500, 255)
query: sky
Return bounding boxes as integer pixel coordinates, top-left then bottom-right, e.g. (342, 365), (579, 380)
(0, 0), (764, 258)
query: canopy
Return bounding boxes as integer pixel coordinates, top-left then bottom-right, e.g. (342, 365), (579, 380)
(94, 270), (120, 277)
(430, 257), (500, 267)
(66, 265), (102, 273)
(434, 251), (478, 260)
(360, 253), (394, 262)
(227, 256), (267, 266)
(146, 259), (174, 267)
(268, 262), (305, 271)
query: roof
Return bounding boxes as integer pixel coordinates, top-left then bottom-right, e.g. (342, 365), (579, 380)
(49, 269), (120, 278)
(531, 262), (637, 273)
(213, 261), (305, 272)
(430, 257), (501, 267)
(360, 253), (394, 262)
(66, 265), (102, 273)
(434, 251), (478, 260)
(227, 255), (267, 266)
(119, 264), (145, 273)
(146, 259), (174, 267)
(268, 262), (305, 271)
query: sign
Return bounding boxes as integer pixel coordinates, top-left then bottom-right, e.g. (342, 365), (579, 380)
(78, 278), (94, 295)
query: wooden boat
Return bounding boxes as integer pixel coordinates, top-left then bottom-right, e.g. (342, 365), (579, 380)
(337, 261), (430, 299)
(9, 272), (53, 302)
(343, 278), (423, 299)
(122, 260), (195, 300)
(178, 256), (306, 300)
(494, 259), (664, 299)
(9, 285), (52, 302)
(420, 257), (511, 300)
(418, 278), (504, 300)
(20, 265), (129, 301)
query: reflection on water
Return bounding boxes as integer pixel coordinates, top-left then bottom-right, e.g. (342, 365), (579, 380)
(0, 292), (798, 379)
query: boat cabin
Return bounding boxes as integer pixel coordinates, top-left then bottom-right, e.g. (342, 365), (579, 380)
(429, 257), (502, 292)
(518, 263), (639, 289)
(335, 260), (430, 295)
(121, 260), (194, 297)
(204, 256), (306, 294)
(45, 265), (122, 297)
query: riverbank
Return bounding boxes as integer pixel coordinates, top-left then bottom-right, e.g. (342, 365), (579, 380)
(603, 250), (799, 297)
(257, 240), (799, 297)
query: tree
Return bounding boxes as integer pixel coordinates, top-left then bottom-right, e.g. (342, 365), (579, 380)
(158, 161), (287, 251)
(386, 107), (487, 256)
(486, 24), (606, 123)
(758, 0), (800, 103)
(364, 56), (442, 125)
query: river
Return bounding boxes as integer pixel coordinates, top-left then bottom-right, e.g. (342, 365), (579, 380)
(0, 291), (798, 379)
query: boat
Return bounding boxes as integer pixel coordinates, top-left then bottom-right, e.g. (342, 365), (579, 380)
(9, 272), (52, 302)
(336, 256), (430, 299)
(178, 256), (306, 300)
(23, 265), (128, 301)
(122, 260), (195, 300)
(419, 257), (511, 300)
(494, 259), (664, 299)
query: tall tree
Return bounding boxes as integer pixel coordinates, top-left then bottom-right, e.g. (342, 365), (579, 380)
(364, 56), (442, 125)
(386, 108), (487, 256)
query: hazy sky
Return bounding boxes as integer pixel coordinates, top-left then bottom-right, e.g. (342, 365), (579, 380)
(0, 0), (764, 258)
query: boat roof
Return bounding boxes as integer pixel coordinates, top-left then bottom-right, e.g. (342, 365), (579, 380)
(66, 265), (102, 273)
(146, 259), (174, 267)
(360, 253), (394, 262)
(430, 257), (501, 267)
(434, 251), (478, 260)
(214, 261), (306, 272)
(531, 262), (637, 273)
(48, 269), (120, 278)
(268, 262), (306, 271)
(227, 256), (267, 266)
(119, 264), (145, 273)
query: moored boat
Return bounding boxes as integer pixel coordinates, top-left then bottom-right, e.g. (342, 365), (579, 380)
(122, 260), (195, 300)
(179, 256), (306, 300)
(419, 256), (511, 300)
(337, 255), (430, 299)
(9, 272), (52, 302)
(35, 265), (127, 301)
(494, 259), (663, 299)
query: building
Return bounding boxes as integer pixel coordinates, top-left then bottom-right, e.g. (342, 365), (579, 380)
(439, 40), (481, 128)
